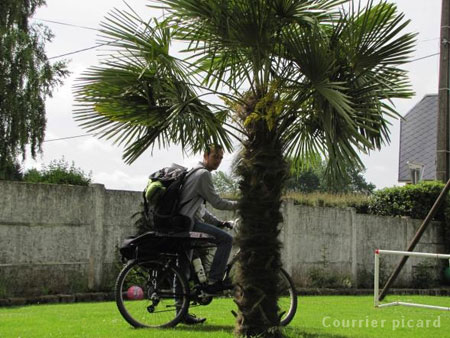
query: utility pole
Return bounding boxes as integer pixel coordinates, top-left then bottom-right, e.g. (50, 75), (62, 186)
(380, 1), (450, 302)
(437, 0), (450, 182)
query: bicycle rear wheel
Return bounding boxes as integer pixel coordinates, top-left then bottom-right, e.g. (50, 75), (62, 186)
(115, 259), (189, 328)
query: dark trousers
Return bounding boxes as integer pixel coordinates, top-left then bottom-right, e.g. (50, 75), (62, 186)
(175, 222), (232, 309)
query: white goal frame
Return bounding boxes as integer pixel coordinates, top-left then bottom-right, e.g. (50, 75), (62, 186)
(374, 249), (450, 311)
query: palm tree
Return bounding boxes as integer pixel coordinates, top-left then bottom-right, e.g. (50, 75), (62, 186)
(75, 1), (415, 336)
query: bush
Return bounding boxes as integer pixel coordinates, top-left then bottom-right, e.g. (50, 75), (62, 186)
(368, 181), (448, 220)
(23, 158), (92, 186)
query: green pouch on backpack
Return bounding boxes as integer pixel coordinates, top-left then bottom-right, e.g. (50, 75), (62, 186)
(145, 180), (166, 205)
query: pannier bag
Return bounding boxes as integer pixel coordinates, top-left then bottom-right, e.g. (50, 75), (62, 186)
(119, 231), (215, 261)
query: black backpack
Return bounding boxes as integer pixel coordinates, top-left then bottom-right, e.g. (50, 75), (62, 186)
(143, 165), (200, 232)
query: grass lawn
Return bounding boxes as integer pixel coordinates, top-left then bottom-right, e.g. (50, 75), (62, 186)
(0, 295), (449, 337)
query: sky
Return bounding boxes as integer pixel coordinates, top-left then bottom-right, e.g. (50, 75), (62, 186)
(25, 0), (442, 192)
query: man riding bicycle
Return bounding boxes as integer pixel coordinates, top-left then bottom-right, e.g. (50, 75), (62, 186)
(177, 144), (238, 324)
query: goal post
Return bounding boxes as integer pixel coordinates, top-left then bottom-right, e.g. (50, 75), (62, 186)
(374, 249), (450, 311)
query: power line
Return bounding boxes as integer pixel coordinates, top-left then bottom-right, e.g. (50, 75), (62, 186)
(410, 52), (440, 62)
(34, 18), (133, 60)
(48, 37), (122, 60)
(33, 18), (99, 31)
(32, 18), (118, 60)
(48, 43), (111, 59)
(43, 134), (95, 143)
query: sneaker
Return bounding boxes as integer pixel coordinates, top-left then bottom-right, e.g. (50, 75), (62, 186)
(182, 313), (206, 325)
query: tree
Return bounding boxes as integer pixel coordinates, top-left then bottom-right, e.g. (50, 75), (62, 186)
(74, 1), (415, 336)
(0, 0), (68, 178)
(285, 167), (321, 193)
(0, 159), (23, 181)
(321, 165), (376, 194)
(286, 161), (376, 193)
(220, 160), (375, 194)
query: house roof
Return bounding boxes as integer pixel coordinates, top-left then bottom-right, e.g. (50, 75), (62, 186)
(398, 94), (438, 182)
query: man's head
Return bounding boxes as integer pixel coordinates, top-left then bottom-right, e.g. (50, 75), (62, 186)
(203, 144), (224, 171)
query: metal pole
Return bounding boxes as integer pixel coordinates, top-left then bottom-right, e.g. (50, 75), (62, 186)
(377, 250), (450, 259)
(374, 250), (380, 307)
(378, 178), (450, 301)
(437, 0), (450, 182)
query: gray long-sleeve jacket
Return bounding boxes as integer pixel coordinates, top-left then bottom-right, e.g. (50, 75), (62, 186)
(179, 162), (238, 228)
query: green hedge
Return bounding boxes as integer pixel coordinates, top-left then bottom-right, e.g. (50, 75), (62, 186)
(368, 181), (450, 277)
(368, 181), (449, 221)
(287, 181), (450, 221)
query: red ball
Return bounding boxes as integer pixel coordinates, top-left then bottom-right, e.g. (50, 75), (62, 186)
(127, 286), (144, 300)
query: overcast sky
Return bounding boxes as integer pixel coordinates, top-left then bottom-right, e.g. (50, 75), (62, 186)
(27, 0), (442, 192)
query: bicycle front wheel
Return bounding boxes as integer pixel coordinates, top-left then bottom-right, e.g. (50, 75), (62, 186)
(278, 268), (297, 326)
(228, 263), (297, 326)
(115, 260), (189, 328)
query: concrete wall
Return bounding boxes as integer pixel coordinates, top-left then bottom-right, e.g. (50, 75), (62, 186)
(0, 181), (446, 296)
(0, 181), (141, 297)
(280, 202), (446, 288)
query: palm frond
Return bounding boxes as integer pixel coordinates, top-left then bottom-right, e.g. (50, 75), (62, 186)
(74, 11), (234, 163)
(279, 0), (415, 181)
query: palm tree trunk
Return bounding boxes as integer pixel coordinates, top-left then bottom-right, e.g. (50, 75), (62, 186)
(234, 119), (287, 337)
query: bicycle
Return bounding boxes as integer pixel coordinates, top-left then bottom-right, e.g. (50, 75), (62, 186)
(115, 230), (297, 328)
